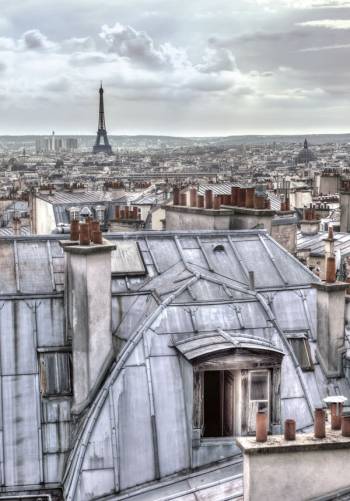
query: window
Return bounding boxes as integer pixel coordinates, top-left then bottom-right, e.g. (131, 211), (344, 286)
(248, 370), (270, 433)
(202, 370), (234, 437)
(289, 337), (313, 371)
(39, 351), (72, 397)
(192, 348), (282, 440)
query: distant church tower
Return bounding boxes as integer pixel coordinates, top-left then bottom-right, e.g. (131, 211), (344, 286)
(93, 83), (113, 155)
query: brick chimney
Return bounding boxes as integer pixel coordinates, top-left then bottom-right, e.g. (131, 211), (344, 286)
(300, 207), (320, 236)
(61, 235), (116, 414)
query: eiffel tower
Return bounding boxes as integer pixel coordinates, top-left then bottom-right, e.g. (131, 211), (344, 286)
(93, 83), (113, 155)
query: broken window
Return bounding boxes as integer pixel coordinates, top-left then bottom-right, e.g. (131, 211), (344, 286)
(39, 351), (72, 397)
(202, 370), (234, 437)
(192, 348), (282, 439)
(289, 337), (314, 371)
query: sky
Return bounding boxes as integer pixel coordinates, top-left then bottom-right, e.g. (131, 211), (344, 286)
(1, 0), (350, 135)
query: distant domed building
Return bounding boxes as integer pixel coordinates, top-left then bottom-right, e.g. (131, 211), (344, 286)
(296, 138), (316, 164)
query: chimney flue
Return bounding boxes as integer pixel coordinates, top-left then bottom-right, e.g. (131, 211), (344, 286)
(284, 419), (296, 441)
(213, 195), (221, 210)
(326, 256), (336, 283)
(70, 220), (79, 241)
(246, 187), (255, 209)
(190, 188), (197, 207)
(79, 223), (90, 246)
(314, 407), (326, 439)
(173, 186), (180, 206)
(205, 189), (213, 209)
(256, 410), (267, 442)
(342, 414), (350, 437)
(330, 402), (343, 430)
(197, 195), (204, 208)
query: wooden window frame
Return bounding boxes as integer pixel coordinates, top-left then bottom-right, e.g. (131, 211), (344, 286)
(193, 348), (282, 440)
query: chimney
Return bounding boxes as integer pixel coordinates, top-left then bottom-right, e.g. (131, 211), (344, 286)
(313, 256), (347, 376)
(197, 195), (204, 208)
(324, 225), (335, 259)
(246, 187), (255, 209)
(115, 206), (120, 222)
(180, 192), (187, 206)
(190, 188), (197, 207)
(173, 186), (180, 206)
(205, 189), (213, 209)
(237, 188), (246, 207)
(300, 207), (320, 236)
(231, 186), (239, 206)
(254, 193), (265, 210)
(213, 195), (221, 210)
(61, 238), (116, 414)
(70, 220), (79, 241)
(13, 217), (21, 236)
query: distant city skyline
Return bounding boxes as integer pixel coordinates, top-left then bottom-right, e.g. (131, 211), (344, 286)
(1, 0), (350, 135)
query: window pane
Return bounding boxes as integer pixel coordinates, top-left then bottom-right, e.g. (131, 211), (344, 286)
(289, 338), (313, 371)
(250, 371), (268, 400)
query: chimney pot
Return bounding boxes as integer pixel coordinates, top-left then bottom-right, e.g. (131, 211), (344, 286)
(213, 195), (221, 210)
(326, 256), (336, 283)
(342, 414), (350, 437)
(180, 192), (187, 206)
(173, 186), (180, 206)
(115, 206), (120, 222)
(197, 195), (204, 208)
(314, 407), (326, 439)
(92, 230), (103, 245)
(328, 225), (334, 240)
(231, 186), (239, 206)
(190, 188), (197, 207)
(70, 220), (79, 241)
(205, 189), (213, 209)
(79, 223), (90, 246)
(284, 419), (296, 441)
(330, 402), (343, 430)
(246, 187), (255, 209)
(256, 410), (267, 442)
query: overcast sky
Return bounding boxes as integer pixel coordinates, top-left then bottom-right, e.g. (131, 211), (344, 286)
(1, 0), (350, 135)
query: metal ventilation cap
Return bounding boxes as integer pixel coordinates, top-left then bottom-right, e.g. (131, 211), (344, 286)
(80, 206), (92, 217)
(323, 396), (348, 403)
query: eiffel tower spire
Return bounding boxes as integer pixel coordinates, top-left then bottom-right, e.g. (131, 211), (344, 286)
(93, 82), (113, 155)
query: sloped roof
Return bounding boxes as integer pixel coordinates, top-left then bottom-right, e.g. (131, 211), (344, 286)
(298, 231), (350, 258)
(61, 230), (324, 501)
(0, 230), (342, 501)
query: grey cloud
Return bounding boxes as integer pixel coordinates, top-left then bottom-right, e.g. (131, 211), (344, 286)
(198, 48), (236, 73)
(100, 22), (172, 69)
(44, 77), (71, 92)
(62, 36), (95, 52)
(69, 51), (109, 66)
(21, 29), (57, 50)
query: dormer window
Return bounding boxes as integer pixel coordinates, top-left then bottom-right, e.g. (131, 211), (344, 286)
(192, 348), (282, 439)
(288, 336), (314, 371)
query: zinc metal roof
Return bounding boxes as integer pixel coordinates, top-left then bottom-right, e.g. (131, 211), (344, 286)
(297, 230), (350, 257)
(0, 229), (345, 501)
(37, 190), (119, 205)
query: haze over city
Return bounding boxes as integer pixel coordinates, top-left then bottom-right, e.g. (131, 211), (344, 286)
(1, 0), (350, 135)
